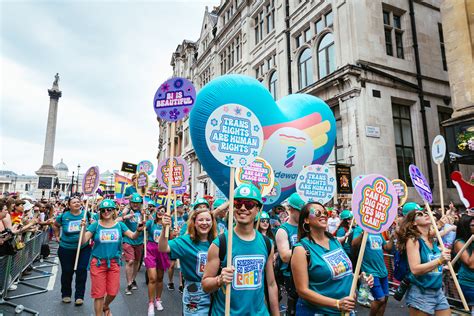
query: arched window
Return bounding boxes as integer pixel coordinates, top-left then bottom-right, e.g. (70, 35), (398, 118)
(318, 33), (335, 79)
(269, 71), (278, 100)
(298, 48), (313, 89)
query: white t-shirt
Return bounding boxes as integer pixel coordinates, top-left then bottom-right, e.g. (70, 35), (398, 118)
(327, 217), (340, 234)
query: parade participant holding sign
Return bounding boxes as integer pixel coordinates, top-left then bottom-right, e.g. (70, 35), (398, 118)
(144, 203), (170, 314)
(53, 197), (91, 305)
(158, 204), (217, 315)
(275, 192), (305, 315)
(80, 199), (144, 316)
(119, 193), (145, 295)
(397, 208), (451, 315)
(335, 210), (353, 257)
(291, 202), (373, 315)
(453, 214), (474, 311)
(202, 183), (279, 316)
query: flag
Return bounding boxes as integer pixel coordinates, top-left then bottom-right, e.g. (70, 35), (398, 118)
(114, 173), (132, 199)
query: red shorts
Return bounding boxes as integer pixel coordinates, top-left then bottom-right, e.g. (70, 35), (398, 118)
(90, 258), (121, 298)
(122, 243), (143, 262)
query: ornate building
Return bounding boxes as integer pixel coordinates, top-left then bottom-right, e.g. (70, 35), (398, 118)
(159, 0), (469, 204)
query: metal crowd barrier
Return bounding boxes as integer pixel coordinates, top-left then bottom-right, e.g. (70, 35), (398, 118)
(383, 253), (470, 315)
(0, 231), (53, 315)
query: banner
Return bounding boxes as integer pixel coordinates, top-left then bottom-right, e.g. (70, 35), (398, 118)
(335, 164), (352, 194)
(121, 161), (137, 174)
(114, 173), (133, 199)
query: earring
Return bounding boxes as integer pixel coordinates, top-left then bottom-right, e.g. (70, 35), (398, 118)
(303, 223), (310, 233)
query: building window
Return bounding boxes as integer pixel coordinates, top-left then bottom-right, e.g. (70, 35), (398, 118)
(438, 23), (447, 71)
(295, 34), (302, 47)
(304, 28), (311, 42)
(318, 33), (335, 79)
(298, 48), (313, 89)
(392, 103), (415, 185)
(220, 34), (241, 74)
(255, 11), (264, 43)
(325, 11), (333, 27)
(383, 9), (404, 59)
(269, 71), (277, 100)
(315, 10), (332, 35)
(266, 0), (275, 33)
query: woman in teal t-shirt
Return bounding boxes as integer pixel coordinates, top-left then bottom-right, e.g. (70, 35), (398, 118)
(53, 197), (91, 306)
(397, 208), (451, 315)
(291, 202), (372, 315)
(158, 206), (217, 315)
(453, 215), (474, 310)
(80, 199), (144, 316)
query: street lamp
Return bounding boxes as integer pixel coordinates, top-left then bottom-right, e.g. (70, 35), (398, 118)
(76, 164), (81, 193)
(70, 171), (75, 196)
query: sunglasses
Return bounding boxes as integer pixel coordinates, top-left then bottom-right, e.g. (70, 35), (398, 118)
(309, 208), (328, 218)
(415, 211), (428, 218)
(157, 209), (166, 213)
(100, 208), (114, 213)
(234, 200), (258, 211)
(260, 219), (270, 224)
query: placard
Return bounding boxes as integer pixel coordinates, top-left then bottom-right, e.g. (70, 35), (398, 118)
(82, 166), (100, 195)
(205, 104), (263, 168)
(409, 164), (433, 203)
(431, 135), (446, 164)
(153, 77), (196, 122)
(157, 157), (190, 193)
(138, 160), (154, 175)
(263, 180), (281, 205)
(392, 179), (408, 206)
(296, 164), (336, 204)
(352, 174), (397, 234)
(236, 157), (274, 197)
(335, 164), (352, 194)
(136, 171), (149, 196)
(38, 177), (53, 190)
(121, 161), (137, 174)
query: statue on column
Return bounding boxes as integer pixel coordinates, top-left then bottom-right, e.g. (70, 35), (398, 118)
(53, 73), (60, 89)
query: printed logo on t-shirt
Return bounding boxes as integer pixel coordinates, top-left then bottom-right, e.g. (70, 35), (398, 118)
(369, 235), (383, 250)
(133, 213), (141, 223)
(321, 248), (353, 280)
(217, 223), (226, 234)
(99, 229), (120, 243)
(68, 220), (81, 233)
(428, 253), (442, 273)
(232, 255), (265, 290)
(290, 234), (298, 247)
(196, 251), (207, 276)
(153, 229), (162, 243)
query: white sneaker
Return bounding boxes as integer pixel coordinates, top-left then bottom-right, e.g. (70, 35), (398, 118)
(9, 284), (17, 291)
(155, 299), (163, 311)
(148, 303), (155, 316)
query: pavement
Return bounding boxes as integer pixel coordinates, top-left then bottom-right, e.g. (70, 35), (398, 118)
(0, 243), (452, 316)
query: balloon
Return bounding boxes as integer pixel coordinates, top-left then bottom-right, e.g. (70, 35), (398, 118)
(190, 74), (336, 209)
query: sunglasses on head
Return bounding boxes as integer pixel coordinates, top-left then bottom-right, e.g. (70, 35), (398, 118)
(100, 208), (114, 213)
(309, 207), (328, 218)
(234, 200), (258, 210)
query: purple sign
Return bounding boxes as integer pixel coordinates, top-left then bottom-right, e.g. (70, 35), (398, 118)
(157, 157), (190, 194)
(409, 164), (432, 203)
(153, 77), (196, 122)
(82, 166), (100, 195)
(352, 174), (398, 234)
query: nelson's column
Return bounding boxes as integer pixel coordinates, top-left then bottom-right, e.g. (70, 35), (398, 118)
(35, 73), (62, 196)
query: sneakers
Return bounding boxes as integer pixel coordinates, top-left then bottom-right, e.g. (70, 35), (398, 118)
(131, 280), (138, 290)
(167, 283), (175, 291)
(125, 284), (133, 295)
(148, 303), (155, 316)
(62, 297), (71, 303)
(75, 298), (84, 306)
(9, 284), (17, 291)
(178, 285), (183, 294)
(155, 299), (163, 311)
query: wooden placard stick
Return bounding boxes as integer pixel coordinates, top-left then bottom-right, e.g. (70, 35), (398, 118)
(344, 231), (368, 316)
(224, 167), (236, 316)
(165, 122), (176, 238)
(451, 234), (474, 265)
(74, 198), (90, 271)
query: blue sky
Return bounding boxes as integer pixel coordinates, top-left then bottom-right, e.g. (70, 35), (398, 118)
(1, 0), (218, 176)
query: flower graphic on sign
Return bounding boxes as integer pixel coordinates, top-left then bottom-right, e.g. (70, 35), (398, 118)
(252, 150), (258, 157)
(234, 106), (242, 115)
(210, 118), (218, 127)
(239, 158), (247, 166)
(169, 109), (180, 120)
(246, 111), (252, 118)
(253, 125), (260, 132)
(160, 110), (166, 117)
(173, 79), (183, 89)
(224, 155), (234, 165)
(183, 108), (190, 114)
(161, 83), (170, 92)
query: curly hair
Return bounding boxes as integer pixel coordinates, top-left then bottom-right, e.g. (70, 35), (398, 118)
(396, 210), (433, 252)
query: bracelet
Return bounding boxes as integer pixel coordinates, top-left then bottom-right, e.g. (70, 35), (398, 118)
(437, 258), (443, 265)
(336, 299), (340, 311)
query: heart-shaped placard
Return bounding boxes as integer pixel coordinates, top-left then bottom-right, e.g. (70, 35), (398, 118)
(190, 74), (336, 209)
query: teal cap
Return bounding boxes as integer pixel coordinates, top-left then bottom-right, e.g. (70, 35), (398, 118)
(234, 183), (262, 204)
(213, 198), (226, 209)
(402, 202), (422, 216)
(340, 209), (353, 220)
(255, 211), (270, 222)
(130, 193), (143, 203)
(193, 198), (210, 210)
(99, 199), (116, 209)
(287, 192), (305, 211)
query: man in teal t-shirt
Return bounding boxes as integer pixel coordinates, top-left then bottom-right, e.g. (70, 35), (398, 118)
(120, 193), (144, 295)
(202, 184), (279, 315)
(352, 226), (393, 315)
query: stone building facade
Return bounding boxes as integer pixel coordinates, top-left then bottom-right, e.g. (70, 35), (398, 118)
(158, 0), (467, 205)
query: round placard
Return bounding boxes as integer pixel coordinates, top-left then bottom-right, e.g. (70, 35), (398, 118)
(138, 160), (154, 175)
(236, 157), (274, 197)
(205, 104), (263, 168)
(136, 171), (149, 196)
(153, 77), (196, 122)
(352, 174), (398, 234)
(392, 179), (408, 206)
(157, 157), (190, 193)
(296, 164), (336, 204)
(263, 180), (281, 205)
(409, 164), (432, 203)
(431, 135), (446, 164)
(82, 166), (100, 195)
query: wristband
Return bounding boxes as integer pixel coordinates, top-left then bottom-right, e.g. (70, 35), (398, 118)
(336, 299), (340, 311)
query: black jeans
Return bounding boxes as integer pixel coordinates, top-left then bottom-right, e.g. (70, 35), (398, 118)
(58, 245), (91, 300)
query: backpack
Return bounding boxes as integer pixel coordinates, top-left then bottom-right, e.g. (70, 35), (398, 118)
(208, 232), (272, 315)
(393, 250), (409, 281)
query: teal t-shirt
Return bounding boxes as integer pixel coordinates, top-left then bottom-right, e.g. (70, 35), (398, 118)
(122, 210), (144, 245)
(408, 238), (443, 290)
(336, 227), (351, 256)
(92, 212), (99, 222)
(278, 222), (298, 277)
(455, 238), (474, 288)
(168, 234), (210, 282)
(124, 185), (136, 197)
(172, 216), (186, 230)
(87, 221), (129, 260)
(56, 210), (89, 249)
(145, 220), (163, 243)
(353, 227), (387, 278)
(295, 237), (353, 315)
(211, 230), (270, 316)
(179, 223), (188, 236)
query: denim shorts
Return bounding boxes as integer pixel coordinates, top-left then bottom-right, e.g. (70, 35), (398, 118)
(370, 276), (389, 300)
(405, 284), (450, 314)
(460, 284), (474, 306)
